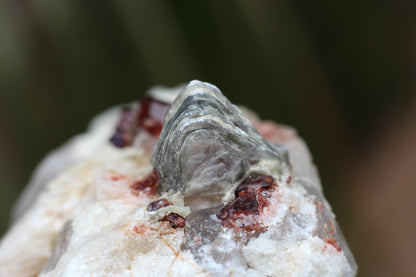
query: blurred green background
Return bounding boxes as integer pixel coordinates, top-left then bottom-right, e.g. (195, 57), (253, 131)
(1, 1), (416, 276)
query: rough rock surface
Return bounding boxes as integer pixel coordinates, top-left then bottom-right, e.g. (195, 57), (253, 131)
(0, 80), (357, 276)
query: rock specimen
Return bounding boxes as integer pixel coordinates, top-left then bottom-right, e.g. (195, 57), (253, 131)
(0, 80), (357, 276)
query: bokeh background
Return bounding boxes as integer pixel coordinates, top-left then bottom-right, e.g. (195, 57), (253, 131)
(1, 1), (416, 276)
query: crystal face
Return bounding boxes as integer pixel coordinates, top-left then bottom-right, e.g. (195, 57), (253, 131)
(0, 80), (357, 277)
(152, 81), (288, 196)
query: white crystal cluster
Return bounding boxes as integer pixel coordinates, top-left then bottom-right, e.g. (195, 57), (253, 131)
(0, 81), (357, 276)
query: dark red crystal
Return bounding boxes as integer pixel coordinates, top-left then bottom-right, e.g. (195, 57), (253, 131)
(146, 198), (173, 212)
(216, 174), (277, 232)
(137, 97), (170, 137)
(110, 96), (170, 147)
(160, 213), (186, 229)
(130, 169), (159, 196)
(110, 107), (138, 148)
(234, 174), (276, 197)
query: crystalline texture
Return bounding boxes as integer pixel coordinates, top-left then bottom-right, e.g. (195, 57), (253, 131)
(152, 80), (288, 196)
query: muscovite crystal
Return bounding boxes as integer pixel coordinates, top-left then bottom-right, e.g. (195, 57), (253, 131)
(0, 80), (357, 276)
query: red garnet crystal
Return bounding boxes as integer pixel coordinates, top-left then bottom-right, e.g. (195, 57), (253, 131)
(146, 198), (173, 212)
(146, 198), (185, 229)
(137, 97), (170, 137)
(131, 169), (160, 196)
(160, 213), (186, 229)
(216, 174), (278, 232)
(110, 96), (170, 147)
(110, 107), (138, 148)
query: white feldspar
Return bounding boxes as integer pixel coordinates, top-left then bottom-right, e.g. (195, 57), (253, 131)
(0, 80), (357, 277)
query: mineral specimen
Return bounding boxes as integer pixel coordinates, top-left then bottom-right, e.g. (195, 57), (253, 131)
(0, 80), (357, 276)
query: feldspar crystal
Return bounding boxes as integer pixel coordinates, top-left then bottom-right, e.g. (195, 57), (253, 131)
(0, 80), (357, 276)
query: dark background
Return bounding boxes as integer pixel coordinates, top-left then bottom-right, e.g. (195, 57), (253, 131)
(1, 1), (415, 276)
